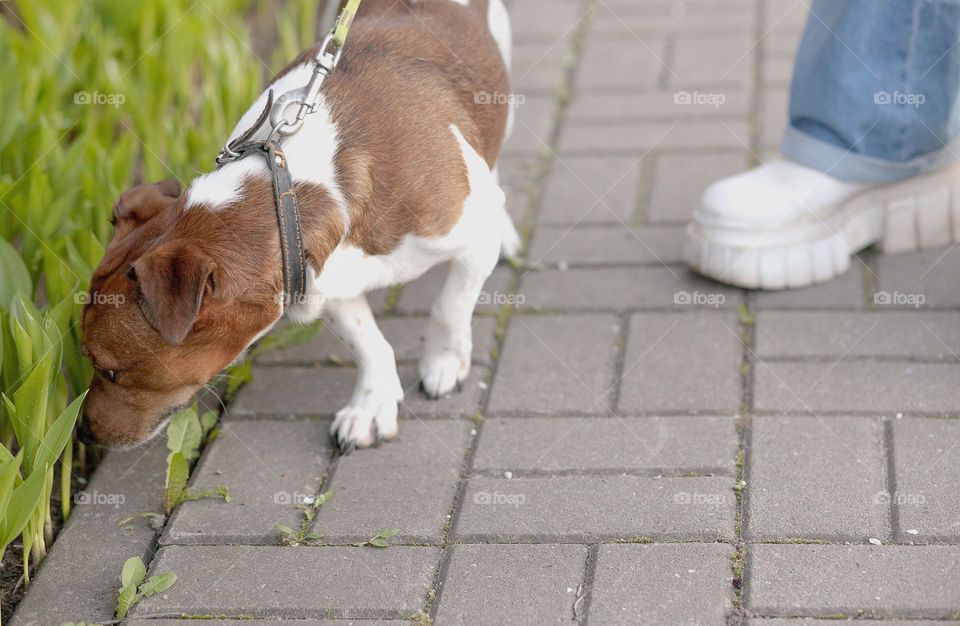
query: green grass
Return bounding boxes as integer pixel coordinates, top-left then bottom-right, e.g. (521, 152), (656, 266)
(0, 0), (325, 616)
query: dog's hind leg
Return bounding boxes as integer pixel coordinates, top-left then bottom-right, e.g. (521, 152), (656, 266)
(420, 127), (504, 399)
(325, 295), (404, 451)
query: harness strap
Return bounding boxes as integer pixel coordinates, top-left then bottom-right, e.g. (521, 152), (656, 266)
(264, 142), (307, 304)
(230, 141), (308, 304)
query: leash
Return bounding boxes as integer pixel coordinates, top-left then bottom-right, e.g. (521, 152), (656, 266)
(215, 0), (362, 306)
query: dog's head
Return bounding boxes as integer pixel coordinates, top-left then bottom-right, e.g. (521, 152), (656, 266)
(80, 179), (281, 447)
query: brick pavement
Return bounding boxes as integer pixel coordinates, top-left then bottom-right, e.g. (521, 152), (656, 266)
(14, 0), (960, 624)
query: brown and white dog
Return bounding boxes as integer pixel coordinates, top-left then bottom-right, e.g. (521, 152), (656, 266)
(80, 0), (519, 451)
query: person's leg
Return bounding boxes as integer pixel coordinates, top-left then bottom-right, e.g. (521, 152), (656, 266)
(785, 0), (960, 182)
(687, 0), (960, 289)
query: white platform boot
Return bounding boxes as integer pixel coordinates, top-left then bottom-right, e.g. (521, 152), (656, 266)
(686, 159), (960, 289)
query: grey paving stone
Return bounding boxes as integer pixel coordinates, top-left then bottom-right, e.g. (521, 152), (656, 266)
(499, 155), (540, 223)
(163, 420), (331, 545)
(892, 418), (960, 542)
(473, 416), (738, 474)
(763, 27), (804, 56)
(647, 151), (749, 223)
(503, 96), (556, 155)
(593, 9), (755, 36)
(510, 0), (581, 42)
(575, 38), (667, 91)
(619, 312), (743, 414)
(603, 0), (753, 12)
(759, 88), (790, 148)
(512, 40), (570, 94)
(590, 543), (734, 625)
(124, 618), (410, 626)
(557, 120), (751, 154)
(746, 544), (960, 617)
(396, 264), (515, 315)
(765, 0), (810, 28)
(755, 311), (960, 359)
(133, 545), (438, 619)
(498, 154), (540, 190)
(257, 317), (498, 366)
(527, 225), (687, 266)
(315, 421), (470, 544)
(456, 476), (736, 542)
(487, 314), (620, 415)
(762, 58), (794, 87)
(567, 90), (751, 123)
(11, 443), (168, 626)
(747, 416), (889, 541)
(877, 248), (960, 309)
(753, 361), (960, 415)
(752, 266), (866, 309)
(748, 621), (957, 626)
(518, 267), (741, 311)
(231, 364), (488, 420)
(434, 544), (587, 625)
(670, 35), (756, 87)
(538, 155), (642, 224)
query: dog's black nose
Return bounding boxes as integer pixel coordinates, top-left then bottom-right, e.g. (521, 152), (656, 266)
(77, 418), (96, 446)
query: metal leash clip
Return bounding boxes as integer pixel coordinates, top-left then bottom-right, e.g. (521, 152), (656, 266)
(215, 0), (360, 165)
(266, 31), (344, 142)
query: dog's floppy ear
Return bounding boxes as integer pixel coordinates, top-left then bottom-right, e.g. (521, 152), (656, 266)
(131, 241), (216, 346)
(112, 179), (181, 234)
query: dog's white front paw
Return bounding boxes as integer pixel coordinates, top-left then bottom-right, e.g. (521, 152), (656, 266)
(331, 386), (400, 453)
(419, 352), (469, 399)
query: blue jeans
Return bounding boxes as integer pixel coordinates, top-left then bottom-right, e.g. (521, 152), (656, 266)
(783, 0), (960, 182)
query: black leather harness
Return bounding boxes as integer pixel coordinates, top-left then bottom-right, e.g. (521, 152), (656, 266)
(220, 141), (307, 305)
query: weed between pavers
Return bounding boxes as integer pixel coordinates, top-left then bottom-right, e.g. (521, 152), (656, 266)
(408, 609), (433, 625)
(276, 490), (334, 546)
(164, 406), (230, 514)
(352, 528), (400, 548)
(114, 556), (177, 619)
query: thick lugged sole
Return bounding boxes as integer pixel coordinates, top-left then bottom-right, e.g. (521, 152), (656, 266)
(685, 162), (960, 290)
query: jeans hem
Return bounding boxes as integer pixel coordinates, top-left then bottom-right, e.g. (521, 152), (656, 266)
(780, 126), (960, 183)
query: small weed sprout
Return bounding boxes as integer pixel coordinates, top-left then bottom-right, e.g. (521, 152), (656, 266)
(115, 556), (177, 619)
(353, 528), (399, 548)
(276, 490), (334, 546)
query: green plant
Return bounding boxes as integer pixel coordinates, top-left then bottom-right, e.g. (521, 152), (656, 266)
(276, 490), (333, 546)
(163, 405), (228, 513)
(0, 1), (333, 615)
(115, 556), (177, 619)
(353, 528), (399, 548)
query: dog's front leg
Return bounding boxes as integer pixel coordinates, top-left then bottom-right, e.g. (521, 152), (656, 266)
(324, 295), (404, 452)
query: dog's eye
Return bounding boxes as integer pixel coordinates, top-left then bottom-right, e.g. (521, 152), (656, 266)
(100, 369), (117, 383)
